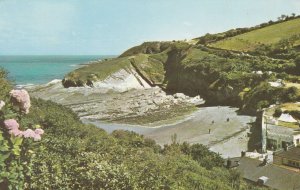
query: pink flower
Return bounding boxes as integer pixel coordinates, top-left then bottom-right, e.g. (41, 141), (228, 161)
(9, 89), (31, 114)
(9, 128), (23, 137)
(0, 100), (5, 110)
(33, 129), (44, 141)
(22, 129), (35, 138)
(33, 134), (41, 141)
(34, 128), (44, 135)
(22, 128), (43, 141)
(3, 118), (45, 140)
(4, 119), (19, 130)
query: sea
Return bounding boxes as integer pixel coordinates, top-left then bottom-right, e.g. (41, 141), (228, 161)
(0, 55), (115, 86)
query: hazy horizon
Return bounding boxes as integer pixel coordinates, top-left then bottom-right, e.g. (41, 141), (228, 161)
(0, 0), (299, 55)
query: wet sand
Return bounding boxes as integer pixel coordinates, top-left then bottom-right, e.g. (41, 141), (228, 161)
(84, 106), (255, 158)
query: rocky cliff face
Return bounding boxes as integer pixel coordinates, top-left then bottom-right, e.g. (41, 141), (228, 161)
(91, 67), (151, 91)
(61, 41), (246, 107)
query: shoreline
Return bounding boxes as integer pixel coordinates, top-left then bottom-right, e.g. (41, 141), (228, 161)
(85, 106), (255, 158)
(81, 107), (202, 130)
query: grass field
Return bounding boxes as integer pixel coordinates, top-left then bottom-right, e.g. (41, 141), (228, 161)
(278, 121), (299, 129)
(285, 82), (300, 89)
(209, 18), (300, 52)
(280, 102), (300, 112)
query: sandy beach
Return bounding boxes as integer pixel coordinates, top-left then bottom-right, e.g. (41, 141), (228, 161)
(86, 106), (255, 158)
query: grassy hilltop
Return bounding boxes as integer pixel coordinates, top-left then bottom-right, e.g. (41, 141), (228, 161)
(209, 18), (300, 52)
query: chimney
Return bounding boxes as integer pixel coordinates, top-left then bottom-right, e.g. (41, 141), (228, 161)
(241, 151), (246, 157)
(257, 176), (269, 185)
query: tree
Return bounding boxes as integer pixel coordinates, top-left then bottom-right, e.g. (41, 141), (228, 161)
(281, 14), (287, 20)
(284, 87), (298, 102)
(274, 108), (282, 117)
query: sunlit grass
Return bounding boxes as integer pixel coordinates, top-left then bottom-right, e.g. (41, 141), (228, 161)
(278, 121), (299, 129)
(210, 18), (300, 52)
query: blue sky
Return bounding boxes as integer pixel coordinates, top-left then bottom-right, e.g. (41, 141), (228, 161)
(0, 0), (299, 55)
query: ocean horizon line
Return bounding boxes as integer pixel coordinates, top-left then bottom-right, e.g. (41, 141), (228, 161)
(0, 55), (115, 85)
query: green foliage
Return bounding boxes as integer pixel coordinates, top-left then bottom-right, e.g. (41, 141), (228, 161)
(178, 143), (224, 169)
(274, 108), (282, 117)
(196, 14), (300, 46)
(62, 37), (298, 114)
(15, 97), (266, 190)
(62, 57), (131, 87)
(163, 46), (294, 107)
(120, 41), (173, 57)
(241, 82), (300, 114)
(295, 55), (300, 74)
(0, 80), (42, 190)
(0, 68), (12, 100)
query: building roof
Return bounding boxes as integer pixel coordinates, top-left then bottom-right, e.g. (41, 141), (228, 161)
(278, 113), (298, 123)
(275, 146), (300, 161)
(233, 157), (300, 190)
(267, 124), (295, 138)
(258, 176), (268, 181)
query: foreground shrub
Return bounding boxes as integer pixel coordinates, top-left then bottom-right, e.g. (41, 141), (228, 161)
(0, 87), (44, 189)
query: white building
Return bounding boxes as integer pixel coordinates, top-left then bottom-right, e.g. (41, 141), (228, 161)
(262, 112), (300, 152)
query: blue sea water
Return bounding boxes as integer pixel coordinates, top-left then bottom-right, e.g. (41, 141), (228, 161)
(0, 55), (115, 85)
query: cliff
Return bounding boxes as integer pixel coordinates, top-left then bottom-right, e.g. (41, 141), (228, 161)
(62, 19), (300, 114)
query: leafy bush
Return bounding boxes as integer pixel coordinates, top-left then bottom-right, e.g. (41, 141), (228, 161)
(274, 108), (282, 117)
(0, 81), (44, 189)
(242, 82), (300, 114)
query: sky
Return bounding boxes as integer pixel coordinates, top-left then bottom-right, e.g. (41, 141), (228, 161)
(0, 0), (299, 55)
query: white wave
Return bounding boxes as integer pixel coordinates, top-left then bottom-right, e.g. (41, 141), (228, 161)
(15, 83), (36, 89)
(69, 64), (80, 67)
(46, 79), (61, 85)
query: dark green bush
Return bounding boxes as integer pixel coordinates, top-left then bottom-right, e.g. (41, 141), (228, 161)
(274, 108), (282, 117)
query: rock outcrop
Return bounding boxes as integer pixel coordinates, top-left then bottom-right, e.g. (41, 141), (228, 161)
(92, 68), (151, 91)
(28, 79), (204, 126)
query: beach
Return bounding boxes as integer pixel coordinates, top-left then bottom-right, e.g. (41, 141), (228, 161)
(84, 106), (255, 158)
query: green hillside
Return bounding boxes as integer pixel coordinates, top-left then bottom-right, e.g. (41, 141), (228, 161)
(62, 41), (190, 88)
(209, 18), (300, 52)
(62, 17), (300, 115)
(63, 39), (299, 114)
